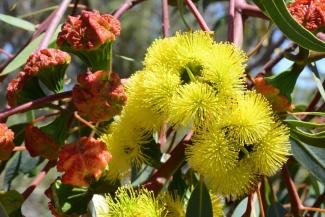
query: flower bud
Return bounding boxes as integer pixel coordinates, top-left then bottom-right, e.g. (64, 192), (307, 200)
(57, 10), (120, 70)
(57, 137), (112, 187)
(25, 124), (60, 160)
(6, 71), (45, 107)
(288, 0), (325, 32)
(0, 123), (15, 160)
(254, 75), (294, 112)
(24, 48), (71, 93)
(72, 71), (127, 122)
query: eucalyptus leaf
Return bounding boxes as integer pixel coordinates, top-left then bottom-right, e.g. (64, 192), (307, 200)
(258, 0), (325, 52)
(291, 139), (325, 183)
(186, 181), (213, 217)
(1, 26), (61, 76)
(0, 14), (35, 31)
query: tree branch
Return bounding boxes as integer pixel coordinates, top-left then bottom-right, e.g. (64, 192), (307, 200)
(0, 91), (72, 122)
(22, 160), (56, 200)
(161, 0), (170, 37)
(184, 0), (210, 32)
(112, 0), (147, 19)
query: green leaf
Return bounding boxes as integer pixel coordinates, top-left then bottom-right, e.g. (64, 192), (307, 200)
(265, 63), (304, 101)
(284, 119), (325, 129)
(310, 63), (325, 101)
(3, 151), (40, 190)
(50, 180), (92, 215)
(186, 181), (213, 217)
(266, 202), (288, 217)
(0, 14), (35, 31)
(0, 190), (23, 217)
(141, 138), (162, 168)
(40, 112), (71, 145)
(291, 139), (325, 183)
(290, 128), (325, 148)
(1, 26), (61, 76)
(258, 0), (325, 52)
(3, 153), (22, 191)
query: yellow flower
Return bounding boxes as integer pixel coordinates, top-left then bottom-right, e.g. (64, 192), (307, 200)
(205, 160), (258, 200)
(101, 118), (150, 179)
(219, 91), (274, 145)
(169, 82), (222, 128)
(249, 122), (290, 176)
(104, 186), (165, 217)
(144, 31), (214, 78)
(186, 127), (238, 176)
(124, 69), (180, 131)
(159, 193), (185, 217)
(202, 43), (246, 95)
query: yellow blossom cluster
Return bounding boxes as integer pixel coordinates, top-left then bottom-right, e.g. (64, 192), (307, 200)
(101, 31), (290, 199)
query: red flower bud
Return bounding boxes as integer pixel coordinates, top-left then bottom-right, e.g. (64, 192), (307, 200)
(254, 75), (295, 112)
(24, 48), (71, 92)
(57, 137), (112, 187)
(6, 71), (29, 107)
(72, 71), (127, 122)
(288, 0), (325, 32)
(57, 10), (120, 50)
(24, 48), (71, 76)
(0, 123), (15, 160)
(25, 124), (60, 160)
(6, 71), (45, 107)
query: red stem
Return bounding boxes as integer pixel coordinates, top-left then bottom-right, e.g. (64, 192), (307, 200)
(161, 0), (170, 37)
(113, 0), (146, 19)
(243, 192), (254, 217)
(36, 0), (72, 51)
(13, 146), (26, 152)
(281, 165), (302, 217)
(0, 49), (13, 58)
(184, 0), (210, 32)
(0, 91), (72, 122)
(143, 131), (193, 195)
(239, 2), (268, 20)
(228, 0), (244, 46)
(22, 160), (56, 200)
(317, 32), (325, 41)
(228, 0), (235, 42)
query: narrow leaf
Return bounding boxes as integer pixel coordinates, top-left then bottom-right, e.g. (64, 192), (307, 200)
(186, 181), (213, 217)
(1, 26), (61, 76)
(291, 139), (325, 183)
(259, 0), (325, 52)
(0, 14), (35, 31)
(284, 119), (325, 129)
(266, 202), (288, 217)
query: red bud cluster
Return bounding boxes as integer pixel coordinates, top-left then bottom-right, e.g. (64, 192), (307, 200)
(288, 0), (325, 32)
(0, 123), (15, 160)
(72, 71), (127, 122)
(57, 10), (120, 50)
(24, 48), (71, 76)
(57, 137), (112, 187)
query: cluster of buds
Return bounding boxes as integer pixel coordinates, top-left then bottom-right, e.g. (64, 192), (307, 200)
(288, 0), (325, 32)
(57, 137), (112, 187)
(24, 124), (60, 160)
(72, 70), (127, 122)
(57, 10), (121, 70)
(6, 49), (70, 106)
(0, 123), (15, 160)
